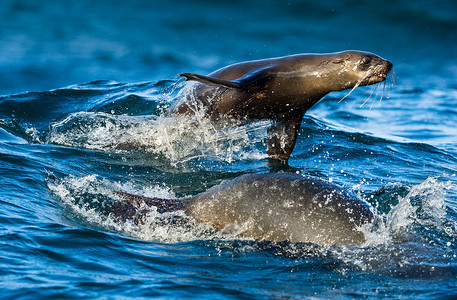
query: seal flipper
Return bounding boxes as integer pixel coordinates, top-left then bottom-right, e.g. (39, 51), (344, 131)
(180, 73), (243, 89)
(180, 66), (274, 90)
(111, 191), (191, 223)
(267, 113), (304, 163)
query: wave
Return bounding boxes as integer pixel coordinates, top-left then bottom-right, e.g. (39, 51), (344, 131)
(46, 111), (269, 165)
(46, 172), (456, 278)
(48, 173), (453, 243)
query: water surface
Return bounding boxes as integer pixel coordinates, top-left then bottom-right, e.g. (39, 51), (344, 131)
(1, 0), (457, 298)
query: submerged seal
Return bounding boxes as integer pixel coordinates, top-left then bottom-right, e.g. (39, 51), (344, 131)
(170, 51), (393, 162)
(112, 173), (374, 246)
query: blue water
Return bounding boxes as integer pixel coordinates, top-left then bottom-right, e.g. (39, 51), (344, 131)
(1, 0), (457, 298)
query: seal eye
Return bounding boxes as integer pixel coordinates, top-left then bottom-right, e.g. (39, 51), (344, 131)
(361, 56), (372, 65)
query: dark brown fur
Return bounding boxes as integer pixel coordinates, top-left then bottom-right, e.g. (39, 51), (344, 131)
(169, 51), (392, 162)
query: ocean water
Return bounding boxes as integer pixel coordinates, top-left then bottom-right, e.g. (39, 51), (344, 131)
(1, 0), (457, 298)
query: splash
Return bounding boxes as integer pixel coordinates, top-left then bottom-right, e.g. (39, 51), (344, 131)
(361, 177), (453, 246)
(45, 82), (270, 165)
(47, 112), (269, 165)
(48, 173), (455, 262)
(47, 174), (224, 243)
(322, 177), (457, 276)
(0, 118), (43, 143)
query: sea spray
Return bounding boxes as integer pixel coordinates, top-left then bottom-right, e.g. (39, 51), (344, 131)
(361, 177), (453, 246)
(47, 112), (269, 165)
(48, 173), (455, 267)
(47, 174), (222, 243)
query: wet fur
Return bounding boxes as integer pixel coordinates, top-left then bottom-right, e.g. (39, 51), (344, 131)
(111, 173), (376, 246)
(170, 51), (393, 163)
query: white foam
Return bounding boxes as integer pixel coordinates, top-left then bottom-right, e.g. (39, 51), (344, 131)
(361, 177), (453, 247)
(46, 84), (271, 165)
(47, 111), (269, 166)
(48, 172), (454, 250)
(47, 174), (224, 243)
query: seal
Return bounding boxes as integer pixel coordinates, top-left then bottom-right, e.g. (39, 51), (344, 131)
(111, 173), (375, 246)
(170, 51), (393, 162)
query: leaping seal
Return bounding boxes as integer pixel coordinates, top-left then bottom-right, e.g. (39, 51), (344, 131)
(170, 51), (393, 162)
(111, 173), (375, 246)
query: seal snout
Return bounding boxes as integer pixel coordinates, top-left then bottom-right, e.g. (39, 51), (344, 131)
(381, 60), (393, 77)
(366, 59), (393, 84)
(378, 59), (393, 74)
(386, 60), (393, 71)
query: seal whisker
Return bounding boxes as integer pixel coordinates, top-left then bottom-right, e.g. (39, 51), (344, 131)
(369, 85), (381, 110)
(360, 84), (378, 108)
(366, 83), (381, 109)
(389, 70), (395, 95)
(379, 79), (390, 105)
(381, 69), (395, 104)
(356, 68), (380, 107)
(389, 68), (396, 85)
(339, 79), (363, 103)
(378, 82), (386, 107)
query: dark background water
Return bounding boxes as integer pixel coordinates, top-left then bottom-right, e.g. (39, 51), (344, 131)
(1, 0), (456, 95)
(1, 0), (457, 298)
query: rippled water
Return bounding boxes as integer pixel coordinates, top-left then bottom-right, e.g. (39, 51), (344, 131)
(1, 0), (457, 298)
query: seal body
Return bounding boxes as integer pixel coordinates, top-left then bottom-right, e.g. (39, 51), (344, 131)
(112, 173), (374, 246)
(170, 51), (393, 162)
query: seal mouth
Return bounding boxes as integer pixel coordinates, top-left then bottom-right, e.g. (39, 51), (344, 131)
(363, 60), (393, 85)
(365, 72), (387, 83)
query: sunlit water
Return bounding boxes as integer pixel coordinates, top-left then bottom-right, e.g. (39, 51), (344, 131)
(1, 0), (457, 298)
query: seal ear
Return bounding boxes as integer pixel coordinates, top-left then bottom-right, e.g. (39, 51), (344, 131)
(332, 58), (345, 64)
(180, 66), (274, 90)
